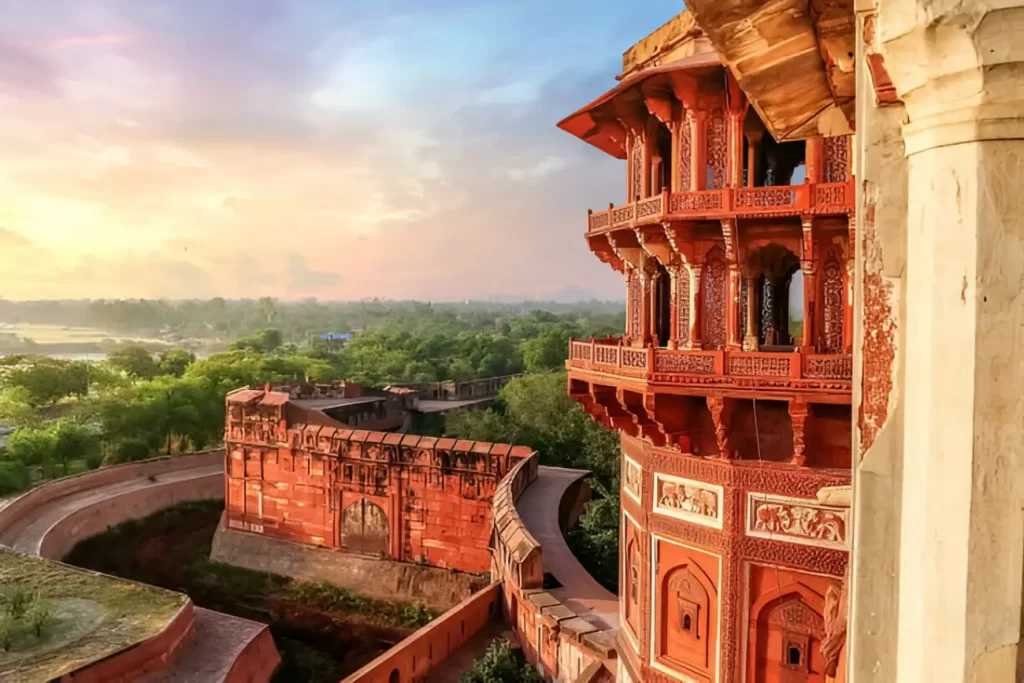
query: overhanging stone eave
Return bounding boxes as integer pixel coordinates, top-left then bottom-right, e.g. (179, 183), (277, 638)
(685, 0), (856, 140)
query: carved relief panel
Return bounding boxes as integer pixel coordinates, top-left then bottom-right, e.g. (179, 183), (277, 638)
(623, 453), (642, 504)
(631, 133), (644, 200)
(821, 247), (845, 353)
(653, 473), (723, 530)
(746, 493), (848, 550)
(706, 108), (727, 190)
(702, 246), (727, 349)
(674, 264), (691, 347)
(677, 117), (692, 191)
(823, 135), (850, 183)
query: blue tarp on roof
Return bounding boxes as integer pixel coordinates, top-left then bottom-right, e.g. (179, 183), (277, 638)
(319, 332), (352, 341)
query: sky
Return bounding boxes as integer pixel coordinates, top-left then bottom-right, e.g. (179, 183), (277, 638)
(0, 0), (684, 302)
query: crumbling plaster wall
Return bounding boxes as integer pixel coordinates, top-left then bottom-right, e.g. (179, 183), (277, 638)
(849, 1), (908, 682)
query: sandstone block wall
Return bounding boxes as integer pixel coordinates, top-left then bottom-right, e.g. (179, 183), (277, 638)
(211, 517), (487, 611)
(224, 387), (533, 574)
(341, 582), (502, 683)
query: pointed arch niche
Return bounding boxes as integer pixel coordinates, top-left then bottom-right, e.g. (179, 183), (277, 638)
(653, 537), (720, 682)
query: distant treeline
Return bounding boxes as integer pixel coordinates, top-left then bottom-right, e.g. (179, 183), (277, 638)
(0, 298), (625, 343)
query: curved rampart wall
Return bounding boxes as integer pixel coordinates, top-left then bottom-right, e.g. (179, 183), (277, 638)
(490, 455), (618, 681)
(39, 473), (223, 560)
(0, 450), (279, 682)
(63, 601), (196, 683)
(0, 450), (223, 539)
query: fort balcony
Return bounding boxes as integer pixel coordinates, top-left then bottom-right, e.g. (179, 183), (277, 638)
(567, 338), (852, 467)
(567, 338), (852, 400)
(586, 180), (854, 234)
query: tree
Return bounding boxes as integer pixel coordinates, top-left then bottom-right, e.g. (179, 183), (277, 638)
(0, 356), (89, 406)
(157, 349), (196, 377)
(51, 420), (101, 475)
(0, 386), (40, 427)
(0, 461), (30, 495)
(107, 346), (159, 380)
(2, 426), (58, 478)
(462, 638), (543, 683)
(520, 327), (570, 372)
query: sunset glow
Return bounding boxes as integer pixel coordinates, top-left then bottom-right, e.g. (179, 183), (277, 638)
(0, 0), (682, 301)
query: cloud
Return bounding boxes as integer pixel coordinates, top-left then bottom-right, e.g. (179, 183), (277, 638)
(0, 0), (684, 301)
(51, 33), (142, 49)
(285, 253), (343, 296)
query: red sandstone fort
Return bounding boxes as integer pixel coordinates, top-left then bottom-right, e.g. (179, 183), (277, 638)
(3, 0), (1019, 681)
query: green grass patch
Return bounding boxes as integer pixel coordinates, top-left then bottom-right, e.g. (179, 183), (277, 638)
(65, 500), (439, 682)
(0, 548), (186, 681)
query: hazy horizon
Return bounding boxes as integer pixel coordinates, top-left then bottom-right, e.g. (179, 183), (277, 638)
(0, 0), (682, 302)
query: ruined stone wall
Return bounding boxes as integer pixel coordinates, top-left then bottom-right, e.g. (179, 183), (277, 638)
(224, 391), (532, 574)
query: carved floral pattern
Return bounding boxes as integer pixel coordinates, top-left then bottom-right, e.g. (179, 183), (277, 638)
(822, 252), (845, 353)
(804, 354), (853, 379)
(621, 348), (647, 369)
(735, 187), (797, 208)
(631, 133), (644, 200)
(669, 191), (723, 213)
(728, 355), (792, 377)
(675, 265), (690, 346)
(702, 246), (727, 349)
(824, 135), (850, 183)
(654, 349), (714, 374)
(637, 195), (663, 219)
(653, 473), (723, 528)
(677, 117), (692, 191)
(747, 494), (848, 548)
(706, 109), (727, 189)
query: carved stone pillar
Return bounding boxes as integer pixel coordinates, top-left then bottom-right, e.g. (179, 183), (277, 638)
(866, 3), (1024, 683)
(806, 136), (825, 184)
(788, 400), (809, 466)
(728, 112), (745, 187)
(689, 110), (708, 191)
(743, 274), (759, 351)
(745, 131), (762, 187)
(706, 396), (734, 458)
(689, 264), (702, 349)
(648, 269), (661, 347)
(726, 265), (741, 349)
(801, 216), (816, 350)
(801, 262), (816, 350)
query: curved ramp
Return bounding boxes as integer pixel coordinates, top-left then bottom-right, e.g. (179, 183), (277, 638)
(516, 466), (620, 630)
(0, 453), (280, 682)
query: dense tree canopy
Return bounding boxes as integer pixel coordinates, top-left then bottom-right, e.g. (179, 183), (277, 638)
(0, 302), (624, 588)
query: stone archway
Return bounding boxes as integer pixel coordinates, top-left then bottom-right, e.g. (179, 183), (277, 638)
(341, 498), (389, 556)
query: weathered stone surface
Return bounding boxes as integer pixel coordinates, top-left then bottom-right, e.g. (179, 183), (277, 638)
(211, 521), (488, 611)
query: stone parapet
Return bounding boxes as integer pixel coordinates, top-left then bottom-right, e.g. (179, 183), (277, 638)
(0, 450), (223, 541)
(341, 582), (503, 683)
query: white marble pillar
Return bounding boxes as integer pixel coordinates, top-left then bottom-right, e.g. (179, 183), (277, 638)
(871, 2), (1024, 682)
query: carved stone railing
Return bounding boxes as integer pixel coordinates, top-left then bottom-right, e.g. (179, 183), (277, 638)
(586, 179), (855, 233)
(567, 338), (852, 393)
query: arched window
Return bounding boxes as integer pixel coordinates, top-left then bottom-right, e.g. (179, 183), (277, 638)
(683, 614), (693, 632)
(746, 244), (802, 349)
(389, 669), (400, 683)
